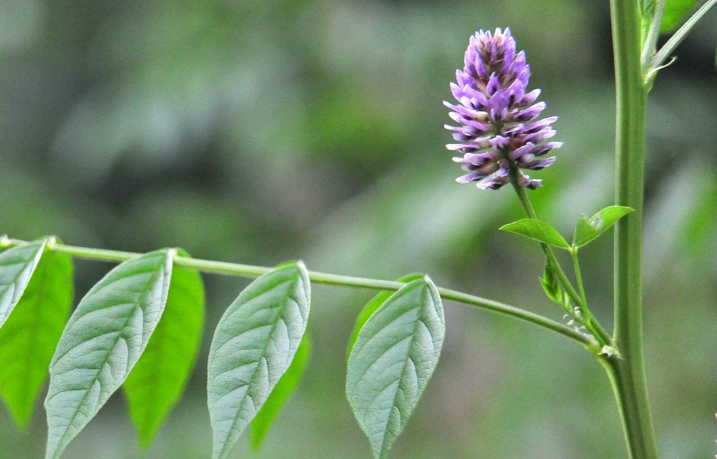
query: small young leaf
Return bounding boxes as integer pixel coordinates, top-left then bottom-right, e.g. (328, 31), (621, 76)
(44, 250), (174, 459)
(249, 333), (311, 450)
(346, 277), (444, 459)
(123, 249), (205, 448)
(500, 218), (569, 248)
(573, 205), (634, 247)
(538, 260), (562, 304)
(0, 246), (73, 427)
(207, 261), (311, 459)
(0, 240), (46, 329)
(346, 273), (424, 359)
(661, 0), (702, 33)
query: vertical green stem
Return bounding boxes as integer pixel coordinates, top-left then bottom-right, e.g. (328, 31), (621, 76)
(609, 1), (658, 458)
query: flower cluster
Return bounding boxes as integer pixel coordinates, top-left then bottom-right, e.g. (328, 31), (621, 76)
(445, 28), (561, 190)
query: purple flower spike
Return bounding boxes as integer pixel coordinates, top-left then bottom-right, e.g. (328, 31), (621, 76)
(445, 28), (561, 190)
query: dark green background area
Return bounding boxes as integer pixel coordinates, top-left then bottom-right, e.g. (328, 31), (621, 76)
(1, 0), (716, 457)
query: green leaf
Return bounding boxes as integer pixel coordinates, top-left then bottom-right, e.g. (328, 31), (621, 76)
(123, 249), (204, 448)
(249, 333), (311, 450)
(207, 261), (311, 459)
(346, 273), (424, 359)
(661, 0), (702, 33)
(0, 240), (46, 329)
(538, 260), (562, 304)
(573, 205), (634, 247)
(499, 218), (569, 248)
(573, 215), (599, 248)
(44, 250), (174, 459)
(346, 277), (444, 459)
(0, 245), (73, 427)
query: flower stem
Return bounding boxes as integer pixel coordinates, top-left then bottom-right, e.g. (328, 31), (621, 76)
(610, 0), (658, 457)
(0, 236), (595, 348)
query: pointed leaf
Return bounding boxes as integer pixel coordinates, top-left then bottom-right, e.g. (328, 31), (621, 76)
(347, 273), (424, 359)
(500, 218), (569, 248)
(123, 249), (205, 447)
(538, 260), (562, 304)
(573, 205), (634, 247)
(0, 245), (73, 427)
(661, 0), (702, 33)
(0, 240), (46, 329)
(44, 249), (174, 459)
(207, 261), (311, 459)
(346, 277), (444, 459)
(249, 333), (311, 450)
(573, 215), (599, 248)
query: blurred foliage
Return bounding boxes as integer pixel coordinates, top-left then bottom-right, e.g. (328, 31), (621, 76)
(1, 0), (716, 457)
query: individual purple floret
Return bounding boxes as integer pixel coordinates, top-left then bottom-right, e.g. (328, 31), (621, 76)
(445, 28), (562, 190)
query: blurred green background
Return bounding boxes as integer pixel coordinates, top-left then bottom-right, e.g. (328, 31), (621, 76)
(1, 0), (716, 457)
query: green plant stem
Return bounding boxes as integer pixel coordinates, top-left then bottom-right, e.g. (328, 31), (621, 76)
(570, 249), (589, 316)
(510, 181), (612, 346)
(610, 0), (658, 458)
(0, 236), (596, 349)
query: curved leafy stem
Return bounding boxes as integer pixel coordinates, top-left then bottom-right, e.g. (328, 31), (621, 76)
(0, 237), (596, 350)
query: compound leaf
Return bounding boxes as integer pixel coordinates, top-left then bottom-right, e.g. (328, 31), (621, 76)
(207, 262), (310, 459)
(44, 250), (173, 459)
(346, 277), (444, 459)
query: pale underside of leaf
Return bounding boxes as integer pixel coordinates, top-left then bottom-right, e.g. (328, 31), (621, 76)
(346, 273), (424, 360)
(249, 332), (311, 450)
(0, 240), (46, 329)
(123, 251), (205, 448)
(44, 250), (173, 459)
(207, 262), (310, 459)
(346, 277), (444, 459)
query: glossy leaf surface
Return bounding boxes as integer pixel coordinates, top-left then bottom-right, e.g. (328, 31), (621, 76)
(207, 262), (310, 459)
(346, 277), (444, 459)
(44, 250), (173, 459)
